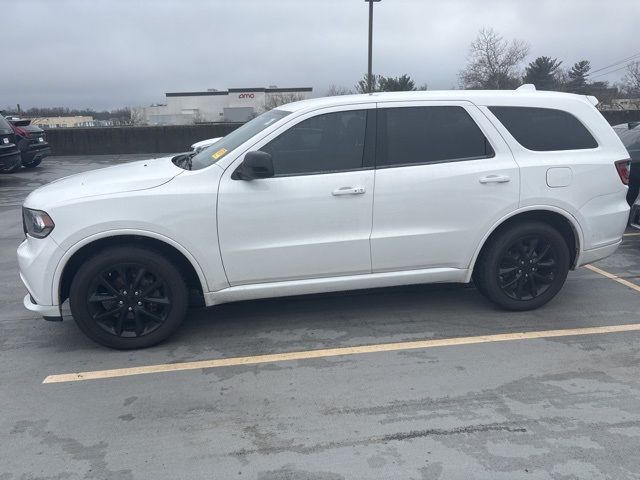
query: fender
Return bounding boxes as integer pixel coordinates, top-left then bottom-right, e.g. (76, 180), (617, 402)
(464, 205), (585, 283)
(51, 228), (210, 305)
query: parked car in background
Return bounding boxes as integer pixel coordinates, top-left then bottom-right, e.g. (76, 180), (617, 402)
(0, 114), (22, 174)
(190, 136), (221, 153)
(630, 197), (640, 229)
(612, 122), (640, 206)
(7, 117), (51, 169)
(18, 89), (631, 349)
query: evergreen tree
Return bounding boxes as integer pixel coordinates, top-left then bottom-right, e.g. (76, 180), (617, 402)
(523, 56), (562, 90)
(567, 60), (591, 93)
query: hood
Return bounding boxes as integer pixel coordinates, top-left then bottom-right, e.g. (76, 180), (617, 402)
(24, 156), (184, 208)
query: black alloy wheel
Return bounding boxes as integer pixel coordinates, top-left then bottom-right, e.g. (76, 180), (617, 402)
(86, 263), (171, 338)
(474, 222), (570, 311)
(69, 246), (188, 349)
(497, 235), (558, 301)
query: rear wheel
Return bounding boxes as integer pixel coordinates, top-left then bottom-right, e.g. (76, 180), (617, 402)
(69, 246), (188, 349)
(474, 222), (570, 311)
(21, 157), (42, 169)
(0, 159), (21, 173)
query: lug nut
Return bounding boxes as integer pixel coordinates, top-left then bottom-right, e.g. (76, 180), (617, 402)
(123, 291), (128, 295)
(137, 301), (142, 306)
(128, 306), (132, 311)
(118, 300), (123, 305)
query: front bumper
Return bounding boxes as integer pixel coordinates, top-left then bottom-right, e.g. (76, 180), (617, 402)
(23, 294), (62, 320)
(17, 235), (65, 319)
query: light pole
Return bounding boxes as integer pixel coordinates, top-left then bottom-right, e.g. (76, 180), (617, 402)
(366, 0), (381, 93)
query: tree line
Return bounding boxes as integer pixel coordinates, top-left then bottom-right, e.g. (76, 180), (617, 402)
(1, 106), (133, 123)
(326, 27), (640, 108)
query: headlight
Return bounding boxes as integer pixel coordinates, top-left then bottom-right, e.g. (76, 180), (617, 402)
(22, 207), (55, 238)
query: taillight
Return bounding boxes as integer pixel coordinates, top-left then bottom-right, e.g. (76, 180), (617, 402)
(615, 159), (631, 185)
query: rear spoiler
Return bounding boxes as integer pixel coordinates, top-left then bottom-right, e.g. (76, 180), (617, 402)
(9, 118), (31, 127)
(586, 95), (599, 107)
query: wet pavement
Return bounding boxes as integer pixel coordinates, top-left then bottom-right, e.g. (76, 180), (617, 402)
(1, 156), (640, 479)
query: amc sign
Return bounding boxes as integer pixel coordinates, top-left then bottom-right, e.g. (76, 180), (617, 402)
(238, 93), (255, 99)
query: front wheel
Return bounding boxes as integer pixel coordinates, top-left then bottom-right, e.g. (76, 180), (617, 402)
(474, 222), (570, 311)
(69, 246), (188, 349)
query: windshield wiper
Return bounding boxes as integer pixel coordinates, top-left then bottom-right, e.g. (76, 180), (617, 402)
(172, 152), (197, 170)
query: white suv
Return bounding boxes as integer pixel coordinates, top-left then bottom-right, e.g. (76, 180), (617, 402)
(18, 89), (631, 349)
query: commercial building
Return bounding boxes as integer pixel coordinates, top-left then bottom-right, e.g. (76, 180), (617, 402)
(135, 87), (313, 125)
(31, 116), (95, 128)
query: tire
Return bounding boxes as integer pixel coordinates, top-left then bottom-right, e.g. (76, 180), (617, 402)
(474, 222), (570, 311)
(0, 159), (22, 173)
(21, 157), (42, 169)
(69, 246), (189, 349)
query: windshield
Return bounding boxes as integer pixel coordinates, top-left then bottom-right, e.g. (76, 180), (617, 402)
(190, 109), (292, 170)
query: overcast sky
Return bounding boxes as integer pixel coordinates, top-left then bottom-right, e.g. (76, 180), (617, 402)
(3, 0), (640, 110)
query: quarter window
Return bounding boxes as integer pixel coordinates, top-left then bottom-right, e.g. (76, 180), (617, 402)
(489, 106), (598, 151)
(376, 106), (494, 168)
(260, 110), (367, 176)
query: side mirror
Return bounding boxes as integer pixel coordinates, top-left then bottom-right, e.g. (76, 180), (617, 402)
(232, 151), (274, 180)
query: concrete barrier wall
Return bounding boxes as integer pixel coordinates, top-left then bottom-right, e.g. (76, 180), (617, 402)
(45, 123), (242, 155)
(44, 111), (640, 156)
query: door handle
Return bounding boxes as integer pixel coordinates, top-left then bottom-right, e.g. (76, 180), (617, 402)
(479, 174), (510, 184)
(332, 186), (366, 196)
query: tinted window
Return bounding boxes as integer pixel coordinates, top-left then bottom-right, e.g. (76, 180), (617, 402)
(261, 110), (367, 176)
(489, 106), (598, 151)
(376, 106), (494, 167)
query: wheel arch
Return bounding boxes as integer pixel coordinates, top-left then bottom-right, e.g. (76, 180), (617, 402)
(466, 206), (584, 282)
(54, 231), (208, 306)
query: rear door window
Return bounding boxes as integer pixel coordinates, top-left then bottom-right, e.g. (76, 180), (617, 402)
(376, 106), (494, 168)
(489, 106), (598, 151)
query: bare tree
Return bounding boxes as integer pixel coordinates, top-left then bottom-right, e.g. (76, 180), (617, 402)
(130, 107), (146, 126)
(326, 84), (353, 96)
(622, 61), (640, 96)
(263, 93), (306, 112)
(458, 28), (529, 89)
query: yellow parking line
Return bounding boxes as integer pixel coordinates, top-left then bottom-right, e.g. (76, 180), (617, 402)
(43, 323), (640, 384)
(584, 264), (640, 293)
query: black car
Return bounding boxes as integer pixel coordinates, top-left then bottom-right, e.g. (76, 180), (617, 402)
(0, 114), (21, 174)
(613, 122), (640, 206)
(613, 122), (640, 230)
(8, 117), (51, 169)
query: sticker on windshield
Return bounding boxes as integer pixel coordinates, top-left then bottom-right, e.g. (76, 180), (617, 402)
(212, 148), (228, 160)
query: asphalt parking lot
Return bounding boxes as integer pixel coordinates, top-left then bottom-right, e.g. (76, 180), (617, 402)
(2, 156), (640, 480)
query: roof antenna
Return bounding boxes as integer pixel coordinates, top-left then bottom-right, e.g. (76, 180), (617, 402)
(516, 84), (536, 91)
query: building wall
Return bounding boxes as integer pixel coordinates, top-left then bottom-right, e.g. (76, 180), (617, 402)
(138, 87), (312, 125)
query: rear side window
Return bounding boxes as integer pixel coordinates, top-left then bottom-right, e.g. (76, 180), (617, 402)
(489, 106), (598, 151)
(260, 110), (367, 176)
(376, 106), (494, 168)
